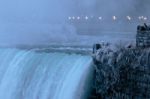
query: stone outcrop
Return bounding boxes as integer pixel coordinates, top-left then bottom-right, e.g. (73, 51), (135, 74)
(93, 47), (150, 99)
(91, 23), (150, 99)
(93, 43), (150, 99)
(136, 23), (150, 48)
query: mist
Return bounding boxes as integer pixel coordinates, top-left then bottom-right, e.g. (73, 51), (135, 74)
(0, 0), (149, 46)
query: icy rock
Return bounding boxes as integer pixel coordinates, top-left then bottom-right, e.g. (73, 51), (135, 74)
(93, 45), (150, 98)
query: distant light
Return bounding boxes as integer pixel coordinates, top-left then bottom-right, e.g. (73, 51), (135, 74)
(141, 16), (144, 18)
(112, 16), (117, 20)
(68, 17), (72, 20)
(138, 16), (144, 20)
(98, 17), (102, 20)
(77, 16), (80, 20)
(85, 16), (88, 20)
(143, 17), (147, 21)
(138, 16), (147, 21)
(72, 16), (75, 20)
(127, 16), (131, 20)
(138, 16), (142, 20)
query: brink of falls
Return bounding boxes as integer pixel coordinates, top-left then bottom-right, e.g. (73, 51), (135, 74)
(0, 48), (93, 99)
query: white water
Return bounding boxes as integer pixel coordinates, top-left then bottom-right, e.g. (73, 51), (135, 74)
(0, 48), (92, 99)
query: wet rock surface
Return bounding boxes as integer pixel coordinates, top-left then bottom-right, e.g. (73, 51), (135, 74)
(92, 46), (150, 99)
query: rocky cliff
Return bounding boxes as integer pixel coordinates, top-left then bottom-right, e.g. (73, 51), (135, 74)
(93, 45), (150, 99)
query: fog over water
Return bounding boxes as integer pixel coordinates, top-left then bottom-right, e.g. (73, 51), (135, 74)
(0, 0), (150, 46)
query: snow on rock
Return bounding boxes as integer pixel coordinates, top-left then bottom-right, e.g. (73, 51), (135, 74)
(93, 43), (150, 98)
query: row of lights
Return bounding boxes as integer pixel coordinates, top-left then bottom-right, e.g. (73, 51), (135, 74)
(68, 16), (148, 21)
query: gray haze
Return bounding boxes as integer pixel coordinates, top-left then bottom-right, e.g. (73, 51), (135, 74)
(0, 0), (150, 46)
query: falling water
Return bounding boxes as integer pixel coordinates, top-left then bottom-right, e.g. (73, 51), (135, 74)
(0, 48), (93, 99)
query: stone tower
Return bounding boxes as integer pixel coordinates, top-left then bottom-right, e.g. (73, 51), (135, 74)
(136, 23), (150, 48)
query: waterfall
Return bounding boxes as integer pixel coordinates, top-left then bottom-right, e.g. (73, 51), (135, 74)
(0, 48), (93, 99)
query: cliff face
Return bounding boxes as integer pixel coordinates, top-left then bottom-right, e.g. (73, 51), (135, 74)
(136, 31), (150, 48)
(93, 46), (150, 98)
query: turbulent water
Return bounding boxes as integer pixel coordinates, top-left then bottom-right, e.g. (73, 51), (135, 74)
(0, 48), (93, 99)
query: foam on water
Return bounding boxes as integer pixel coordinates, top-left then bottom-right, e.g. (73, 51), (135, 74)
(0, 48), (93, 99)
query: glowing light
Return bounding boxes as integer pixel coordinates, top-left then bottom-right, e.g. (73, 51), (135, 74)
(77, 16), (80, 20)
(72, 16), (75, 20)
(68, 17), (72, 20)
(112, 16), (117, 20)
(85, 16), (88, 20)
(141, 16), (144, 18)
(98, 17), (102, 20)
(143, 17), (147, 21)
(138, 16), (147, 21)
(67, 15), (148, 21)
(138, 16), (144, 20)
(127, 16), (131, 20)
(138, 16), (142, 20)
